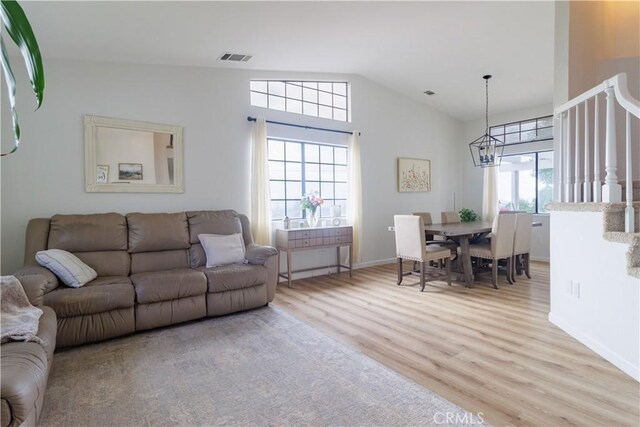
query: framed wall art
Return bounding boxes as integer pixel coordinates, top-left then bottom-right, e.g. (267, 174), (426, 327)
(397, 157), (431, 192)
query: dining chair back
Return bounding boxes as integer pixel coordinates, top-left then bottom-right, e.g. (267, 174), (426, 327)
(491, 214), (517, 260)
(412, 212), (433, 225)
(512, 213), (533, 280)
(441, 211), (460, 224)
(394, 215), (452, 291)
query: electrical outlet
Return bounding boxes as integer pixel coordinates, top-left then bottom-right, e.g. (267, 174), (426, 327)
(387, 226), (395, 232)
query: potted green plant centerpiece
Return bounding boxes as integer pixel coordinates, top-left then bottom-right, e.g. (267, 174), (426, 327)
(301, 192), (324, 227)
(459, 208), (479, 223)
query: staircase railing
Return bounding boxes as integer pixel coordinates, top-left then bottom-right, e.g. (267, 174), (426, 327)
(554, 73), (640, 233)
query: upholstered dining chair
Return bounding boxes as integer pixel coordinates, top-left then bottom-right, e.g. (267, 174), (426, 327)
(512, 213), (533, 281)
(466, 214), (517, 289)
(441, 211), (461, 224)
(413, 212), (458, 265)
(394, 215), (452, 291)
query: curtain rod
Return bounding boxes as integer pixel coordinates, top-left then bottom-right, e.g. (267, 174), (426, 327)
(247, 116), (360, 136)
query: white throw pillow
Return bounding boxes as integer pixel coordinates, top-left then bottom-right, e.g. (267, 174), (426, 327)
(35, 249), (97, 288)
(198, 233), (246, 268)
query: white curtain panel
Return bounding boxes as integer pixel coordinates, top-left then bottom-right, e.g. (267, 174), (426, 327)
(250, 117), (272, 245)
(347, 131), (363, 263)
(482, 166), (499, 222)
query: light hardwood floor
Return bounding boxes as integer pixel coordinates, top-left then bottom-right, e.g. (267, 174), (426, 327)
(273, 261), (640, 427)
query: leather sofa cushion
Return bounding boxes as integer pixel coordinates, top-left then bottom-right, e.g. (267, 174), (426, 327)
(130, 250), (190, 274)
(0, 341), (48, 427)
(48, 213), (127, 252)
(37, 307), (57, 361)
(44, 277), (134, 317)
(197, 264), (268, 293)
(75, 251), (130, 277)
(188, 243), (207, 268)
(130, 268), (207, 304)
(127, 212), (190, 253)
(186, 210), (243, 244)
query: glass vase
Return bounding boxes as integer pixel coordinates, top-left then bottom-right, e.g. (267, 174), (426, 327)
(306, 209), (319, 228)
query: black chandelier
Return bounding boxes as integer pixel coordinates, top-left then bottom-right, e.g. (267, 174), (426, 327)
(469, 75), (504, 168)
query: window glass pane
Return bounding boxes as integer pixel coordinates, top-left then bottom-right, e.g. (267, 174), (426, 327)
(537, 116), (553, 128)
(269, 161), (285, 180)
(335, 182), (347, 199)
(333, 95), (346, 109)
(334, 165), (347, 182)
(321, 164), (334, 181)
(490, 126), (504, 136)
(320, 182), (334, 199)
(287, 99), (302, 114)
(505, 123), (519, 133)
(286, 181), (302, 200)
(250, 81), (267, 92)
(319, 105), (333, 119)
(303, 102), (318, 116)
(250, 91), (267, 108)
(270, 201), (286, 220)
(305, 181), (320, 194)
(333, 109), (347, 122)
(318, 82), (332, 92)
(537, 151), (554, 213)
(521, 120), (536, 131)
(270, 181), (285, 199)
(268, 81), (285, 97)
(505, 133), (520, 143)
(269, 95), (285, 111)
(305, 163), (320, 181)
(335, 147), (347, 165)
(302, 82), (318, 89)
(268, 140), (285, 160)
(286, 83), (302, 100)
(521, 130), (536, 141)
(287, 200), (302, 219)
(498, 154), (536, 213)
(336, 199), (348, 217)
(318, 91), (332, 106)
(333, 82), (347, 96)
(305, 144), (320, 163)
(320, 146), (333, 164)
(537, 127), (553, 139)
(285, 142), (301, 162)
(285, 162), (302, 180)
(302, 88), (318, 103)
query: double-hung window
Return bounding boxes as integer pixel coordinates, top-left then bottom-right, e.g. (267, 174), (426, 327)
(268, 138), (348, 220)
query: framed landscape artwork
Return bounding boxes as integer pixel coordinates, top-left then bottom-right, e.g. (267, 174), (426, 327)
(397, 157), (431, 192)
(118, 163), (143, 180)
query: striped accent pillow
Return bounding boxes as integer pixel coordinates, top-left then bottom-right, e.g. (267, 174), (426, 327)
(35, 249), (97, 288)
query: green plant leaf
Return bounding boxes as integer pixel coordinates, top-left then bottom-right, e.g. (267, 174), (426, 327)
(1, 36), (20, 156)
(1, 0), (44, 108)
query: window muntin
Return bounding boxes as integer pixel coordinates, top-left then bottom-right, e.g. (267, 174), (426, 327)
(268, 138), (348, 220)
(251, 80), (350, 122)
(498, 151), (554, 214)
(490, 115), (553, 145)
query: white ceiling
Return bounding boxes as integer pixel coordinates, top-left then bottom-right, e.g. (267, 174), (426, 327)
(20, 1), (555, 121)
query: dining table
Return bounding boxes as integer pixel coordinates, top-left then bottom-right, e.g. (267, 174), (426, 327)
(389, 220), (542, 288)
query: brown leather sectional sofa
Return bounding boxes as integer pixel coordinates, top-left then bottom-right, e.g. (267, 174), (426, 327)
(14, 210), (279, 348)
(1, 274), (57, 427)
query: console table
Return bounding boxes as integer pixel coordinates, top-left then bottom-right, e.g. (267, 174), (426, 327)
(275, 226), (353, 287)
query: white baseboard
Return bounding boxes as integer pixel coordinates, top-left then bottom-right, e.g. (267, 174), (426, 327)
(549, 312), (640, 382)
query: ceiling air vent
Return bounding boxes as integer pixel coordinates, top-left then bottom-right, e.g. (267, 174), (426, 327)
(218, 53), (253, 62)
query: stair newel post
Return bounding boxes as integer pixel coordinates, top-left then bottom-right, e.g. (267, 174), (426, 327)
(625, 111), (635, 232)
(565, 109), (573, 202)
(574, 103), (581, 202)
(593, 94), (602, 202)
(583, 100), (592, 202)
(603, 86), (622, 202)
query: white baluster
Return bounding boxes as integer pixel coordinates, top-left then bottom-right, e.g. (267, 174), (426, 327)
(593, 94), (602, 202)
(603, 86), (622, 202)
(574, 104), (581, 202)
(625, 111), (635, 232)
(583, 100), (592, 202)
(557, 113), (565, 202)
(565, 109), (573, 202)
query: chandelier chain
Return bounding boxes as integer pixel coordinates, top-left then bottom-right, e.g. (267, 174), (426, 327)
(485, 77), (489, 134)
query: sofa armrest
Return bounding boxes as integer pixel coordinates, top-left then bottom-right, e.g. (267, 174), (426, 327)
(245, 244), (278, 265)
(14, 266), (59, 307)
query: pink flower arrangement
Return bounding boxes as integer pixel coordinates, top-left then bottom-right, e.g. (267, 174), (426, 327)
(300, 191), (324, 214)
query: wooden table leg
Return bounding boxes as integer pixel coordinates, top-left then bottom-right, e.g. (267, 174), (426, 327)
(349, 244), (353, 277)
(337, 246), (341, 273)
(287, 250), (292, 288)
(459, 236), (474, 288)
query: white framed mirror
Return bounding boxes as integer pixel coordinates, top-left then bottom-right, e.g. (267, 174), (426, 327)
(84, 115), (184, 193)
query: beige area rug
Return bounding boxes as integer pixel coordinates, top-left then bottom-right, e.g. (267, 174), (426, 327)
(40, 306), (487, 426)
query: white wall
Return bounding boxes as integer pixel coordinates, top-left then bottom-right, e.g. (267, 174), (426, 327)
(1, 59), (462, 274)
(549, 211), (640, 380)
(459, 104), (553, 261)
